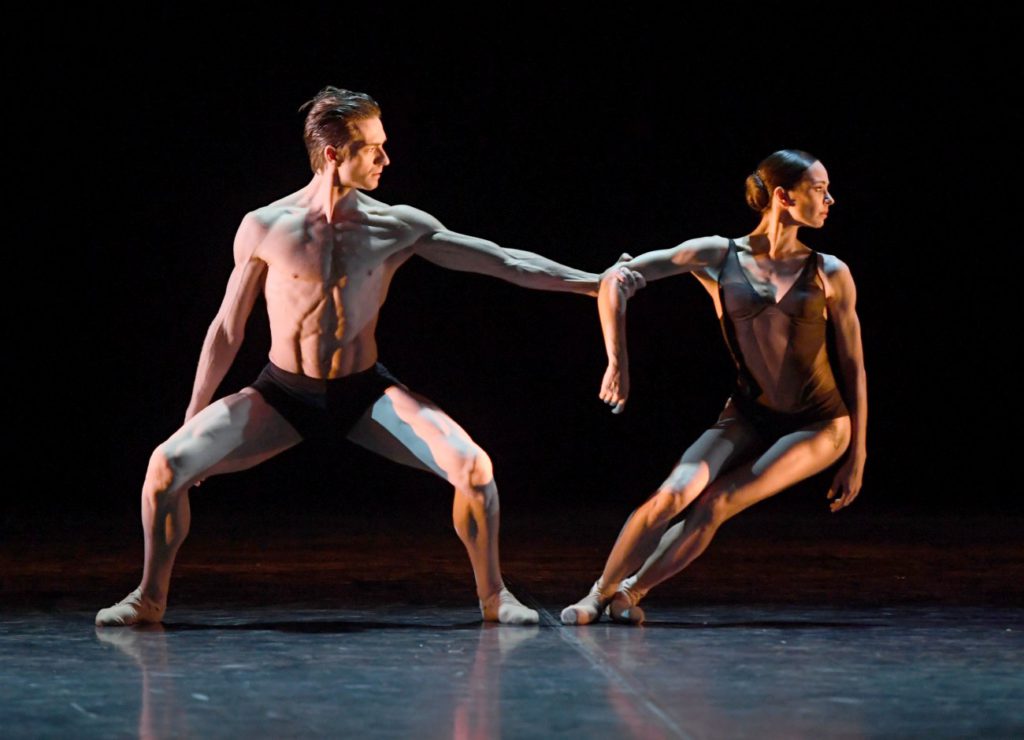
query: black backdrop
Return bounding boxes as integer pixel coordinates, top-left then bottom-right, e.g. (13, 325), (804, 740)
(12, 10), (1016, 536)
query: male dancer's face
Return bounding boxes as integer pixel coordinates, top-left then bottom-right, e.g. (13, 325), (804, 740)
(336, 116), (390, 191)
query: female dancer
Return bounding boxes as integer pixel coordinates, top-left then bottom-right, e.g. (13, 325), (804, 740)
(562, 150), (867, 625)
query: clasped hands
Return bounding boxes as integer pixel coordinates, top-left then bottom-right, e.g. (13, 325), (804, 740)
(601, 253), (645, 300)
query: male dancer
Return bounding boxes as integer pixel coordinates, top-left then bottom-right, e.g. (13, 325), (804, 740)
(96, 86), (641, 627)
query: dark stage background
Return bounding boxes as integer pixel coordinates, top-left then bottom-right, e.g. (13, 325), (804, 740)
(9, 11), (1017, 545)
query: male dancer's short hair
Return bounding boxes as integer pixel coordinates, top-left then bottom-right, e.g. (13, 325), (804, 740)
(299, 86), (382, 173)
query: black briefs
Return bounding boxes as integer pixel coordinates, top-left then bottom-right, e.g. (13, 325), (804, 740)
(713, 393), (847, 443)
(250, 361), (403, 440)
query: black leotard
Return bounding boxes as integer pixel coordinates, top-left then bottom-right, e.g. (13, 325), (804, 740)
(713, 239), (848, 438)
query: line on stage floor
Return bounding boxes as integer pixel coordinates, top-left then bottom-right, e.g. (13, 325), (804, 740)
(509, 580), (692, 740)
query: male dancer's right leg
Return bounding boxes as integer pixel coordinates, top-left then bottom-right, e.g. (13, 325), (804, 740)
(561, 422), (758, 624)
(96, 389), (302, 626)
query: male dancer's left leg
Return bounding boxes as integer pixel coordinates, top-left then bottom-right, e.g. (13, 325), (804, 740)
(348, 385), (538, 624)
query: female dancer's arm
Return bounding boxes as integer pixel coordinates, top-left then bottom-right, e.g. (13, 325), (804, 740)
(598, 270), (631, 413)
(825, 257), (868, 511)
(598, 237), (727, 413)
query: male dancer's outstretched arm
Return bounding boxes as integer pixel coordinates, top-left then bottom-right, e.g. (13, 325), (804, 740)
(366, 204), (642, 296)
(352, 202), (638, 294)
(415, 226), (600, 294)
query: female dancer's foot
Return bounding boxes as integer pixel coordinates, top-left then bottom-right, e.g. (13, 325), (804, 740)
(560, 579), (608, 625)
(606, 575), (646, 625)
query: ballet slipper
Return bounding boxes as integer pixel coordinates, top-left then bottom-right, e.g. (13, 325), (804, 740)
(605, 575), (646, 625)
(95, 588), (166, 627)
(480, 587), (539, 625)
(560, 579), (608, 625)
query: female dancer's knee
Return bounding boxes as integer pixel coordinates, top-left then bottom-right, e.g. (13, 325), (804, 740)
(644, 462), (709, 527)
(690, 488), (735, 532)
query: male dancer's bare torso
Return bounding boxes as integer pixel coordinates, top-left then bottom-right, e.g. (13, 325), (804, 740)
(250, 188), (429, 379)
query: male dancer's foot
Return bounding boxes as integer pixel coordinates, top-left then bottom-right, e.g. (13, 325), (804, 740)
(560, 579), (609, 625)
(480, 586), (539, 625)
(95, 588), (166, 627)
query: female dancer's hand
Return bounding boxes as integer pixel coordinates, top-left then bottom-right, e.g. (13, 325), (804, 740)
(600, 362), (630, 414)
(600, 254), (646, 299)
(827, 457), (864, 511)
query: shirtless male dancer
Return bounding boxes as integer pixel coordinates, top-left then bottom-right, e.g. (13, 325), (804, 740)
(96, 86), (641, 627)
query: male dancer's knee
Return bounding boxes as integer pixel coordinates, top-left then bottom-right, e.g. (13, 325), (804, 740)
(142, 448), (182, 504)
(449, 445), (496, 508)
(451, 445), (494, 491)
(644, 462), (708, 527)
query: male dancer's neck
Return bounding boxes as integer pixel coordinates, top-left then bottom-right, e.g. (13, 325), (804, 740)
(305, 172), (361, 224)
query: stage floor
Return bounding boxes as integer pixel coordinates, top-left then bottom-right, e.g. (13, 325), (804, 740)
(2, 510), (1022, 738)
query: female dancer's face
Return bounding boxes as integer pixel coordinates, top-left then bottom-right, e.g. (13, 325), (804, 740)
(782, 160), (834, 229)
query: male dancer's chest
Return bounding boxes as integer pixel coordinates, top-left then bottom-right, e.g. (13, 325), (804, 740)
(264, 218), (411, 289)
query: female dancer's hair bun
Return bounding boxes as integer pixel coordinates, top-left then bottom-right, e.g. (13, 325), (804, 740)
(745, 171), (770, 212)
(744, 150), (819, 212)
